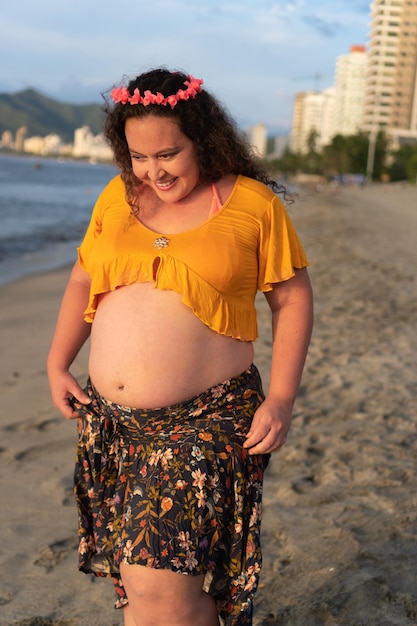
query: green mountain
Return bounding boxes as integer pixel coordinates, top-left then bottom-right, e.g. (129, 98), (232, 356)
(0, 88), (105, 143)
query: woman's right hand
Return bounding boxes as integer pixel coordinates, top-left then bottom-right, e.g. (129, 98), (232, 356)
(48, 368), (91, 420)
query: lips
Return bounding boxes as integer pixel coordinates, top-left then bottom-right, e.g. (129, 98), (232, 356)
(155, 178), (177, 190)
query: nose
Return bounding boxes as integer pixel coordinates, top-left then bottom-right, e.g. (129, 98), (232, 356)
(147, 160), (165, 181)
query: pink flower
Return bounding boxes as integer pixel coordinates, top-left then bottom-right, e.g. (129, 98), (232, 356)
(166, 95), (178, 109)
(143, 90), (156, 105)
(184, 76), (203, 94)
(154, 92), (167, 105)
(129, 88), (142, 105)
(176, 89), (189, 101)
(139, 547), (150, 559)
(111, 86), (130, 104)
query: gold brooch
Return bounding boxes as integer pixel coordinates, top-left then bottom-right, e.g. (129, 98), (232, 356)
(154, 236), (170, 249)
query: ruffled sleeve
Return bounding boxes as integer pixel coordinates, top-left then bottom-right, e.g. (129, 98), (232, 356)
(77, 186), (107, 270)
(257, 194), (310, 292)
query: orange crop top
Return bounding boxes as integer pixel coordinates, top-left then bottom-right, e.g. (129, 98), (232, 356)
(78, 174), (309, 341)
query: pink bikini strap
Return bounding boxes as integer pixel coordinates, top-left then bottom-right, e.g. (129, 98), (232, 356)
(208, 183), (222, 217)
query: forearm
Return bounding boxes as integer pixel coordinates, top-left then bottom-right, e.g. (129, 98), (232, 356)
(268, 298), (313, 403)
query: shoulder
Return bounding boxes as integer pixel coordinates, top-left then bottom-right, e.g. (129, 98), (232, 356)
(100, 174), (126, 199)
(94, 174), (128, 210)
(217, 174), (276, 205)
(90, 174), (130, 223)
(226, 176), (282, 220)
(234, 175), (277, 203)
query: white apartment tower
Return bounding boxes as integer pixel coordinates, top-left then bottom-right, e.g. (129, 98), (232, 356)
(290, 89), (335, 153)
(246, 123), (267, 158)
(333, 45), (367, 136)
(362, 0), (417, 138)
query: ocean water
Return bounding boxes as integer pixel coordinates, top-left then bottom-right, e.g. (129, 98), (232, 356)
(0, 154), (117, 286)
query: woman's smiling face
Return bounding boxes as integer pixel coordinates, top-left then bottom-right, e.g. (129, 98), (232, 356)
(125, 115), (200, 203)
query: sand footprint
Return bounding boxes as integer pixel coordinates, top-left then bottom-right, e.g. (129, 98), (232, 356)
(5, 413), (61, 433)
(291, 474), (317, 494)
(34, 535), (78, 572)
(0, 587), (16, 606)
(15, 437), (74, 463)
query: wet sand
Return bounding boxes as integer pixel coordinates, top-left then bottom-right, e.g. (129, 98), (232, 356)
(1, 182), (416, 625)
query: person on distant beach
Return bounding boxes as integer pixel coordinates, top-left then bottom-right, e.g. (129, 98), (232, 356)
(47, 68), (313, 626)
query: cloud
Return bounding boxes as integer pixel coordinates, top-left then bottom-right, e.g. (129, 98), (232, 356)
(342, 0), (370, 13)
(0, 0), (371, 131)
(300, 14), (343, 37)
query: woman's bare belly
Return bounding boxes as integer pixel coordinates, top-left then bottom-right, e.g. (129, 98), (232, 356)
(88, 283), (254, 408)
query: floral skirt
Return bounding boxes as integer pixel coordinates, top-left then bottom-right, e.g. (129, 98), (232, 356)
(71, 364), (270, 625)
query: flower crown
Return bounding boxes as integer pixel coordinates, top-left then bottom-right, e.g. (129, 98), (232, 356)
(111, 75), (204, 109)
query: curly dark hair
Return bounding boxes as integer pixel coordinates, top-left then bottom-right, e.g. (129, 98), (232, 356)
(103, 68), (286, 209)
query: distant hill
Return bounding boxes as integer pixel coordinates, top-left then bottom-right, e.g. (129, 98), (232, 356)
(0, 88), (105, 143)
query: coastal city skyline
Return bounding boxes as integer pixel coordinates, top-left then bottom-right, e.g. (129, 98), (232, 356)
(3, 0), (417, 165)
(1, 0), (370, 134)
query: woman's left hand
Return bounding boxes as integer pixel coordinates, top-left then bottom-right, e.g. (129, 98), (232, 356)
(243, 395), (293, 455)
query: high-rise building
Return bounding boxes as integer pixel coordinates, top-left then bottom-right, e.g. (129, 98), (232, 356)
(290, 88), (335, 153)
(246, 123), (267, 158)
(73, 126), (113, 160)
(333, 45), (367, 136)
(15, 126), (28, 152)
(290, 92), (307, 153)
(362, 0), (417, 141)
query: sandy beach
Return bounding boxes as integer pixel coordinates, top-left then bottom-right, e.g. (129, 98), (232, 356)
(1, 182), (416, 626)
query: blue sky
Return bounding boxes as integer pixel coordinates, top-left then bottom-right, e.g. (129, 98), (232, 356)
(0, 0), (370, 134)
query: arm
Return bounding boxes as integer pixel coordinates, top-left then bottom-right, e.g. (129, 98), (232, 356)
(47, 261), (92, 419)
(244, 267), (313, 454)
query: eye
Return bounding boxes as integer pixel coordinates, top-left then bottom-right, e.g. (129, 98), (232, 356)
(159, 151), (178, 160)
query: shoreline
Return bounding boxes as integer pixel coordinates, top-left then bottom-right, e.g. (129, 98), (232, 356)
(1, 184), (417, 625)
(0, 244), (77, 288)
